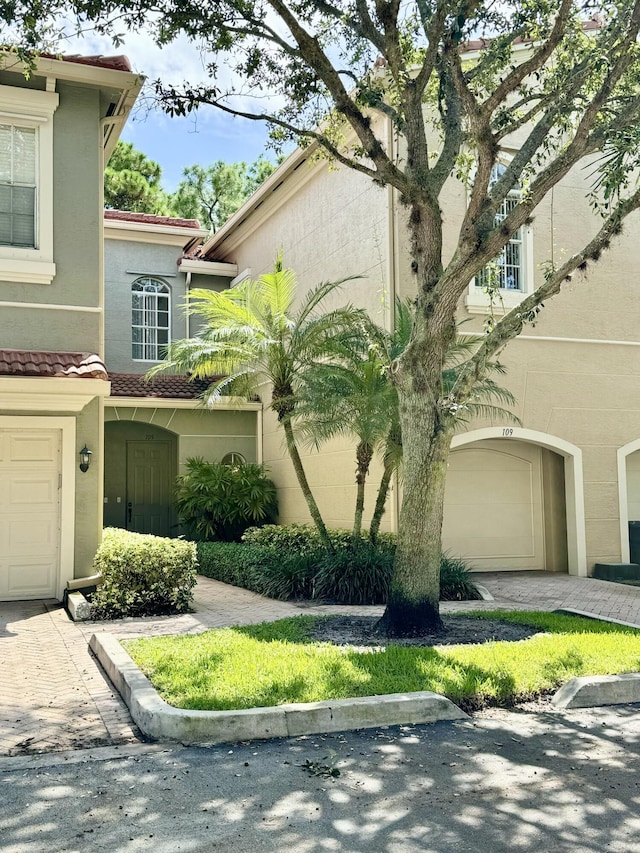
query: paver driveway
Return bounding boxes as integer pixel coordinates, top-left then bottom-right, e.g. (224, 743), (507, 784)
(3, 571), (640, 756)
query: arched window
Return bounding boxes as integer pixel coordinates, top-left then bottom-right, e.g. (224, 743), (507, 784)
(131, 277), (171, 361)
(476, 163), (525, 292)
(221, 452), (246, 468)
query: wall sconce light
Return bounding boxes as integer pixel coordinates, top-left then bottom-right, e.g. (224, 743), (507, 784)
(79, 445), (92, 473)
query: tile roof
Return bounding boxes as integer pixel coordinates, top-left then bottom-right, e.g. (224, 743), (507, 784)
(104, 210), (202, 229)
(109, 373), (216, 399)
(0, 349), (108, 380)
(40, 53), (133, 73)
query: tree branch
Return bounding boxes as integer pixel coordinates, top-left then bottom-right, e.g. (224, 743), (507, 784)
(265, 0), (406, 190)
(483, 0), (574, 115)
(458, 186), (640, 395)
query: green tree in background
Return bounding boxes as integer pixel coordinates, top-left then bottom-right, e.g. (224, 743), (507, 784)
(104, 141), (278, 228)
(171, 155), (279, 231)
(104, 141), (170, 214)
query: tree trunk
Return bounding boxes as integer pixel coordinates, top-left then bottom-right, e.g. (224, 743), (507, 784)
(377, 388), (453, 636)
(352, 443), (373, 541)
(282, 418), (334, 553)
(369, 458), (394, 544)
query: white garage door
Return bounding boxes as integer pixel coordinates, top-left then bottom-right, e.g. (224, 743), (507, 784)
(0, 429), (61, 600)
(442, 439), (545, 571)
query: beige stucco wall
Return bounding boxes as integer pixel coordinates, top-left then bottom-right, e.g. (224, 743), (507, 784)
(214, 155), (393, 532)
(205, 122), (640, 570)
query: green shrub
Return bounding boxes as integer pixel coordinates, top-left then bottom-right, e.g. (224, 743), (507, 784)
(197, 542), (270, 589)
(251, 552), (317, 600)
(201, 526), (479, 604)
(440, 553), (483, 601)
(242, 523), (325, 552)
(197, 542), (315, 600)
(91, 528), (197, 619)
(314, 540), (394, 604)
(243, 524), (397, 552)
(175, 458), (278, 542)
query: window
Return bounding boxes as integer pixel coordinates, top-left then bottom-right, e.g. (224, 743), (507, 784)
(221, 452), (246, 467)
(0, 125), (37, 248)
(466, 161), (533, 314)
(0, 86), (58, 285)
(132, 278), (171, 361)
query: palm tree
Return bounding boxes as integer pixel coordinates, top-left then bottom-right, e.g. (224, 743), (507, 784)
(148, 255), (363, 552)
(295, 299), (519, 545)
(295, 316), (396, 541)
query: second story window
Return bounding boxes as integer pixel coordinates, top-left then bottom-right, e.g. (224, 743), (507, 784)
(466, 161), (533, 315)
(475, 164), (524, 293)
(132, 277), (171, 361)
(0, 124), (37, 248)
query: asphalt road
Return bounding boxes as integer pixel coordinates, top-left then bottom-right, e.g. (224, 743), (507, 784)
(2, 704), (640, 853)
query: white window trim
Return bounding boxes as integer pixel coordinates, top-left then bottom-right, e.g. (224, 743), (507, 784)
(0, 85), (58, 285)
(464, 158), (534, 315)
(131, 277), (172, 363)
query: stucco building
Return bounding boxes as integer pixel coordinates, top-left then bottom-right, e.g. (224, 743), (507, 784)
(194, 132), (640, 579)
(0, 52), (141, 600)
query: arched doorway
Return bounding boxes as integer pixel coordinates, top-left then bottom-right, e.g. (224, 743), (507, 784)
(443, 428), (587, 576)
(104, 421), (177, 537)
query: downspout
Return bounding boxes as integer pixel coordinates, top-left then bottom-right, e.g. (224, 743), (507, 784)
(185, 270), (192, 336)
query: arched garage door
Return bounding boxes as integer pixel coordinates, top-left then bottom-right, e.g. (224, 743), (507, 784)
(442, 438), (568, 572)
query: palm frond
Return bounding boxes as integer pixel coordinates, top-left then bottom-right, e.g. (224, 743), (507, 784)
(293, 276), (361, 328)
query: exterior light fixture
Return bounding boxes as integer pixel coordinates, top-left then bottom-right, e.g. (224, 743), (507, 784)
(79, 445), (92, 473)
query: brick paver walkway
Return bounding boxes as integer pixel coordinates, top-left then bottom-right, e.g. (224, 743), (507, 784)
(3, 571), (640, 756)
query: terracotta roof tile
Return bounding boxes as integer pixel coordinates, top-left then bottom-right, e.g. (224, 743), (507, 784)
(104, 210), (202, 229)
(39, 52), (133, 73)
(0, 349), (108, 380)
(109, 372), (216, 399)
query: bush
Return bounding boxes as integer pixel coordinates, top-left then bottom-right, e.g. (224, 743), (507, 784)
(91, 528), (197, 619)
(175, 458), (278, 542)
(242, 524), (397, 552)
(197, 542), (271, 589)
(314, 540), (394, 604)
(201, 526), (480, 604)
(197, 542), (315, 600)
(440, 553), (483, 601)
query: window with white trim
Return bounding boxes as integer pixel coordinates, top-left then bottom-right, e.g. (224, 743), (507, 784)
(466, 161), (533, 314)
(0, 85), (58, 285)
(132, 277), (171, 361)
(0, 124), (37, 248)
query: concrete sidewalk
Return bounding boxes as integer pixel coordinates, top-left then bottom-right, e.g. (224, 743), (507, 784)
(3, 571), (640, 756)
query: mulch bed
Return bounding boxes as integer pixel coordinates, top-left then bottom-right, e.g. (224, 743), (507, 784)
(308, 615), (539, 647)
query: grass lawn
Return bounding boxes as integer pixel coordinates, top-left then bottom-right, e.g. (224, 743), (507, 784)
(123, 611), (640, 713)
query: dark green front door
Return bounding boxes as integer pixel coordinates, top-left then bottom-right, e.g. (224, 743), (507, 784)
(126, 441), (173, 536)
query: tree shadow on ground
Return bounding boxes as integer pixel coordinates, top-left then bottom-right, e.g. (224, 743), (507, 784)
(3, 705), (640, 852)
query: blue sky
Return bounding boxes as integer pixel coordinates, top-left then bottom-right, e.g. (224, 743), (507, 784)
(120, 105), (274, 192)
(67, 28), (277, 191)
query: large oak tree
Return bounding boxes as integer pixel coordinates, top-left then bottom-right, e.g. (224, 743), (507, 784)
(8, 0), (640, 634)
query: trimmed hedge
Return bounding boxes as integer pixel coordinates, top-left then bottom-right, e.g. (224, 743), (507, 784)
(198, 526), (480, 604)
(91, 528), (197, 619)
(242, 523), (397, 552)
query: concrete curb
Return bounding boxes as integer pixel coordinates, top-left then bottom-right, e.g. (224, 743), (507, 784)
(552, 672), (640, 709)
(553, 607), (640, 630)
(90, 633), (468, 745)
